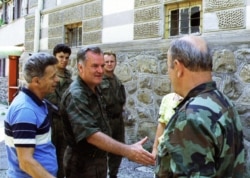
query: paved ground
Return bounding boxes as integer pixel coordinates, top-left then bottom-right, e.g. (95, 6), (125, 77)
(0, 104), (8, 178)
(0, 104), (154, 178)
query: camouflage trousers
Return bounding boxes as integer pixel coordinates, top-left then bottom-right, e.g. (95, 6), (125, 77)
(108, 116), (125, 177)
(64, 146), (107, 178)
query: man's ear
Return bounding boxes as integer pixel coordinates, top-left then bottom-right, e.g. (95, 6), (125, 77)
(31, 76), (40, 85)
(174, 60), (183, 78)
(77, 63), (83, 73)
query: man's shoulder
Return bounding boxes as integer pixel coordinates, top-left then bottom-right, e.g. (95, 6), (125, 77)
(70, 79), (88, 93)
(65, 68), (72, 77)
(182, 91), (235, 123)
(10, 92), (35, 109)
(187, 90), (232, 109)
(99, 77), (110, 89)
(114, 74), (123, 84)
(102, 74), (122, 83)
(6, 101), (40, 125)
(63, 79), (91, 104)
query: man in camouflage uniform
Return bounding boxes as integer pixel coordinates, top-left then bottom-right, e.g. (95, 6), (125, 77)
(155, 35), (245, 177)
(60, 47), (155, 178)
(99, 51), (126, 178)
(45, 44), (72, 178)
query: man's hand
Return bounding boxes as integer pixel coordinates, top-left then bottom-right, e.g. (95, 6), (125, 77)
(88, 132), (155, 166)
(127, 137), (156, 166)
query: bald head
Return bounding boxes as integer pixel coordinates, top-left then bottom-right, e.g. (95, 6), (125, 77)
(181, 35), (208, 53)
(168, 35), (212, 72)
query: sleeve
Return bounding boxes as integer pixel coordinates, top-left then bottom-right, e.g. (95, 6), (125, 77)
(10, 109), (38, 147)
(159, 109), (221, 177)
(63, 94), (101, 144)
(158, 94), (179, 124)
(158, 95), (168, 123)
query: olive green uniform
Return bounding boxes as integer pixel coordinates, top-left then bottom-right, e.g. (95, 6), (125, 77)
(99, 74), (126, 177)
(45, 69), (72, 178)
(60, 76), (111, 178)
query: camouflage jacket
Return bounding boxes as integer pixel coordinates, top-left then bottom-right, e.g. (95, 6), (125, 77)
(156, 81), (245, 178)
(46, 69), (72, 110)
(60, 75), (110, 154)
(99, 74), (126, 118)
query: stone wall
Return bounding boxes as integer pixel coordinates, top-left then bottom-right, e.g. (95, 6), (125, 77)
(0, 77), (8, 105)
(24, 16), (35, 52)
(92, 36), (250, 176)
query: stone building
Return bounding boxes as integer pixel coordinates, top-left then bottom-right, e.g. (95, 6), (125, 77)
(0, 0), (250, 176)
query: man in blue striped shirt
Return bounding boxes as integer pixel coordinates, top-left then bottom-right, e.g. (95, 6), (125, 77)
(5, 53), (59, 178)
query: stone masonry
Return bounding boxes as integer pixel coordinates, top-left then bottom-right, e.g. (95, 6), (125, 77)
(0, 77), (8, 105)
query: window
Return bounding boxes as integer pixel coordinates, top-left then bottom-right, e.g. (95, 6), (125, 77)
(1, 0), (23, 24)
(2, 2), (8, 24)
(165, 1), (202, 38)
(65, 22), (82, 47)
(13, 0), (22, 20)
(0, 58), (6, 77)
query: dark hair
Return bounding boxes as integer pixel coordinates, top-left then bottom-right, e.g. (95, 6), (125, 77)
(168, 37), (212, 72)
(23, 52), (58, 83)
(53, 44), (71, 56)
(103, 50), (116, 60)
(77, 46), (103, 63)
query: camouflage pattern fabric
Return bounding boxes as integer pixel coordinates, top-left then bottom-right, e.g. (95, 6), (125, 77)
(155, 81), (245, 178)
(99, 74), (126, 176)
(45, 69), (72, 178)
(60, 75), (111, 178)
(46, 69), (72, 107)
(99, 75), (126, 116)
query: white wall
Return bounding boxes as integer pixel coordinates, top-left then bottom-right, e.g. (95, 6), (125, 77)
(40, 14), (49, 51)
(203, 13), (219, 32)
(102, 0), (134, 43)
(0, 18), (25, 46)
(246, 0), (250, 29)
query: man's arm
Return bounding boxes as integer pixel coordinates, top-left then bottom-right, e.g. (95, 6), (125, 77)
(160, 117), (218, 177)
(16, 147), (56, 178)
(87, 131), (155, 166)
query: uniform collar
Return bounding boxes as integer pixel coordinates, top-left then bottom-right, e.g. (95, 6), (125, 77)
(178, 81), (216, 107)
(76, 75), (100, 96)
